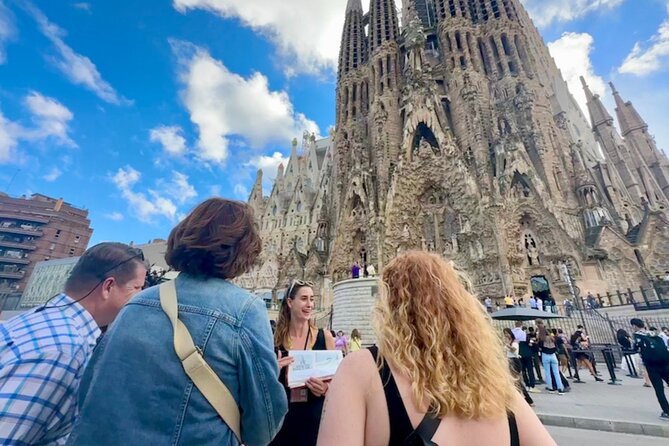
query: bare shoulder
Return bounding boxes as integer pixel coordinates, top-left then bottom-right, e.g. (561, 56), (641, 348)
(337, 349), (377, 381)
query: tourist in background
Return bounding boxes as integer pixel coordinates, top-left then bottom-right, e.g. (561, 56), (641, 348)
(351, 261), (360, 279)
(503, 328), (534, 406)
(367, 263), (377, 277)
(318, 251), (556, 445)
(504, 295), (514, 308)
(527, 326), (544, 383)
(349, 329), (362, 352)
(335, 330), (349, 356)
(529, 295), (538, 310)
(512, 322), (538, 394)
(537, 321), (564, 394)
(485, 296), (493, 313)
(271, 279), (335, 445)
(631, 318), (669, 420)
(0, 243), (147, 445)
(68, 199), (287, 446)
(660, 327), (669, 348)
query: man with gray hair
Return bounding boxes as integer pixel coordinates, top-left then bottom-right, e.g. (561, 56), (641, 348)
(0, 243), (147, 444)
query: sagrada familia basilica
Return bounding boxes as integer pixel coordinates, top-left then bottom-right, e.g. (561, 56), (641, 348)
(237, 0), (669, 305)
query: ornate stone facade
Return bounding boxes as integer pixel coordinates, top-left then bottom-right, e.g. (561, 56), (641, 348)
(239, 0), (669, 306)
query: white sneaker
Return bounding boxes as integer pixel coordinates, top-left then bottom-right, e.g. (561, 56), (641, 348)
(527, 388), (541, 393)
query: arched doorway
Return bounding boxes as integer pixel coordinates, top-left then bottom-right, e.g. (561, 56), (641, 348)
(530, 275), (552, 306)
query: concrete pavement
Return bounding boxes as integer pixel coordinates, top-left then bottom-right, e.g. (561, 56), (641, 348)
(547, 426), (668, 446)
(532, 374), (669, 438)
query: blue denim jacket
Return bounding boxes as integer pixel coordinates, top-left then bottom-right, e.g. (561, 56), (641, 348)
(67, 274), (288, 446)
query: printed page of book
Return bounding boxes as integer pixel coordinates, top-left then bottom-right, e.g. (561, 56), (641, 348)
(287, 350), (343, 388)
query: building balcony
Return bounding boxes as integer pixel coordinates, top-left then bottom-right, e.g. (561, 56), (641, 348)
(0, 226), (44, 237)
(0, 240), (37, 250)
(0, 255), (29, 265)
(0, 213), (49, 224)
(0, 271), (24, 280)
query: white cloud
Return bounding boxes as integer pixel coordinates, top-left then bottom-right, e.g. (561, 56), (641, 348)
(23, 92), (76, 147)
(173, 0), (345, 76)
(105, 211), (124, 221)
(43, 167), (62, 182)
(0, 1), (17, 64)
(72, 2), (91, 12)
(0, 113), (20, 163)
(149, 125), (187, 156)
(112, 166), (177, 222)
(173, 42), (319, 164)
(159, 171), (198, 204)
(0, 92), (76, 163)
(26, 3), (127, 104)
(245, 151), (289, 181)
(233, 183), (249, 199)
(619, 19), (669, 76)
(111, 167), (198, 223)
(548, 32), (607, 117)
(520, 0), (624, 28)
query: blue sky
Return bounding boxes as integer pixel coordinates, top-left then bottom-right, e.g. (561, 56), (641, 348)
(0, 0), (668, 246)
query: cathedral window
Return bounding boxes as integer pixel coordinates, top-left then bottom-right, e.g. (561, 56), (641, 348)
(455, 32), (463, 51)
(297, 201), (302, 212)
(514, 35), (532, 75)
(491, 0), (501, 19)
(478, 38), (492, 76)
(272, 206), (277, 216)
(448, 0), (456, 16)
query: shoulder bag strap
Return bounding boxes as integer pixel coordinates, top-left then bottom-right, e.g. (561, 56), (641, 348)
(159, 281), (242, 443)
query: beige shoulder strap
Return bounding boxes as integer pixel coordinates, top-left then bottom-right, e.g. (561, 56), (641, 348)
(159, 281), (242, 443)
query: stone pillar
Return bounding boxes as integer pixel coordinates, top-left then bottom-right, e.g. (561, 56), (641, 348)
(332, 278), (379, 346)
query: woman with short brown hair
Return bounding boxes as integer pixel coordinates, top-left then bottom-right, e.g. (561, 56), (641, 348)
(318, 251), (556, 446)
(69, 198), (287, 446)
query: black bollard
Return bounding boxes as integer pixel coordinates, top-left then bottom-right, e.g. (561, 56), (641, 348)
(623, 351), (641, 379)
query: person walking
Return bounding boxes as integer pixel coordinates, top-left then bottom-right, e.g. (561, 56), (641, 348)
(503, 329), (534, 406)
(349, 329), (362, 352)
(512, 322), (538, 394)
(631, 318), (669, 420)
(318, 251), (556, 445)
(527, 327), (543, 383)
(0, 243), (147, 445)
(68, 199), (288, 446)
(335, 330), (349, 356)
(537, 321), (564, 394)
(270, 279), (335, 445)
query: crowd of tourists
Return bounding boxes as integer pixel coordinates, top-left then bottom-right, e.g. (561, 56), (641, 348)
(1, 196), (577, 445)
(483, 294), (560, 314)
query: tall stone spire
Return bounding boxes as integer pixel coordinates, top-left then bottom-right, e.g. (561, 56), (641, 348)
(610, 82), (647, 137)
(369, 0), (400, 53)
(581, 76), (613, 128)
(338, 0), (367, 78)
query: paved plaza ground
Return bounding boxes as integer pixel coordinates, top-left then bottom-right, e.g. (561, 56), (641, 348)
(532, 373), (669, 439)
(547, 426), (668, 445)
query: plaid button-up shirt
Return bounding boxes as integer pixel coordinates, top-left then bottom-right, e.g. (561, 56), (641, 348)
(0, 294), (100, 445)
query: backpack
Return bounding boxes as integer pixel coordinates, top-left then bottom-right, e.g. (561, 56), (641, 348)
(635, 333), (669, 366)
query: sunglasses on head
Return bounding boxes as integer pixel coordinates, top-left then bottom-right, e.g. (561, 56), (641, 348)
(286, 279), (314, 299)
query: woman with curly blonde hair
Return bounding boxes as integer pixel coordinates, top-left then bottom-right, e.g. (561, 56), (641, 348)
(318, 251), (555, 445)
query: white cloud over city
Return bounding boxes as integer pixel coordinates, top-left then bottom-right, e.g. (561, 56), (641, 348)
(150, 125), (188, 156)
(25, 2), (128, 105)
(111, 167), (198, 222)
(548, 32), (607, 117)
(173, 0), (345, 76)
(0, 92), (75, 163)
(619, 14), (669, 76)
(520, 0), (624, 28)
(172, 41), (319, 165)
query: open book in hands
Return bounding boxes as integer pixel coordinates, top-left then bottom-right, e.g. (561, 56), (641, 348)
(287, 350), (343, 388)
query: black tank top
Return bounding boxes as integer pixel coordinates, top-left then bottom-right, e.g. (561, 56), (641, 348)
(368, 346), (520, 446)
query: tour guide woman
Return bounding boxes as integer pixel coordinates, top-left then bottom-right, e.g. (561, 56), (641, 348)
(271, 280), (335, 445)
(318, 251), (556, 446)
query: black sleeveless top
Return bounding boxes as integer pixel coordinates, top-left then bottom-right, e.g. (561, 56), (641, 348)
(368, 346), (520, 446)
(270, 328), (327, 446)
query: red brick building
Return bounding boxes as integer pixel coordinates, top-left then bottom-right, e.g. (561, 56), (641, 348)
(0, 193), (93, 297)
